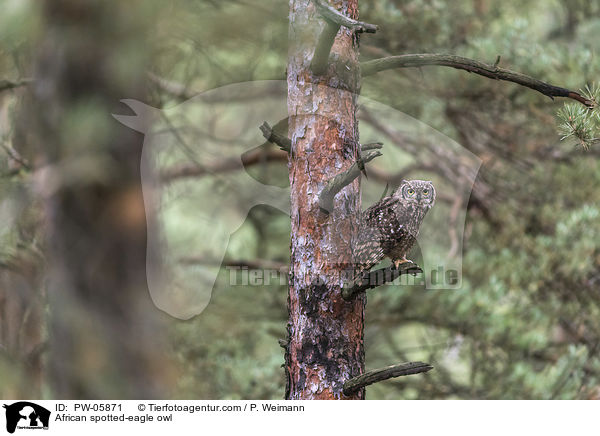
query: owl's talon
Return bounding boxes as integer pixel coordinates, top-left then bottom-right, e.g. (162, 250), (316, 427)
(393, 258), (410, 269)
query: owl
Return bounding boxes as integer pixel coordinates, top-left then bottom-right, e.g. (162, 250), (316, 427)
(353, 179), (436, 279)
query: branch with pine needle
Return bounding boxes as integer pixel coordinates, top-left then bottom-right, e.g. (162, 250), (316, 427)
(557, 84), (600, 149)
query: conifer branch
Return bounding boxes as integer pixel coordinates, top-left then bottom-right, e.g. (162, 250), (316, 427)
(312, 0), (378, 33)
(318, 149), (381, 214)
(343, 362), (433, 395)
(259, 121), (292, 152)
(311, 22), (341, 76)
(310, 0), (377, 75)
(342, 261), (422, 301)
(361, 54), (594, 107)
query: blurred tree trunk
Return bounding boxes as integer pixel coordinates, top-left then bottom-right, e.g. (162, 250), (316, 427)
(29, 0), (173, 398)
(0, 253), (44, 397)
(285, 0), (365, 399)
(0, 83), (45, 398)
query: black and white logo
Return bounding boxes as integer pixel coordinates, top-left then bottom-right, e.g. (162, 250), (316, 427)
(2, 402), (50, 434)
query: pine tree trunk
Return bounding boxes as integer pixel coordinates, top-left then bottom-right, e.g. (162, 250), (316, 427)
(285, 0), (365, 399)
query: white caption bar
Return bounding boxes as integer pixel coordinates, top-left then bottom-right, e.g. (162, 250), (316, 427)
(0, 400), (595, 435)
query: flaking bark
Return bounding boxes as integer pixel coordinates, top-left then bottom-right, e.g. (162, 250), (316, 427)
(285, 0), (365, 400)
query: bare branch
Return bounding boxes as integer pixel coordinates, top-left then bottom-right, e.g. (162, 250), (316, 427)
(360, 142), (384, 151)
(343, 362), (433, 395)
(178, 255), (288, 271)
(366, 163), (434, 186)
(310, 0), (377, 75)
(260, 121), (292, 152)
(361, 54), (594, 107)
(447, 195), (463, 258)
(0, 78), (33, 93)
(148, 72), (194, 101)
(0, 142), (31, 170)
(311, 22), (342, 76)
(342, 261), (422, 301)
(318, 149), (381, 213)
(161, 148), (287, 182)
(149, 73), (287, 102)
(162, 122), (381, 183)
(312, 0), (378, 33)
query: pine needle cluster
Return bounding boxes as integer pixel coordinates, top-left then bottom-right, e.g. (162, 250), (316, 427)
(557, 84), (600, 149)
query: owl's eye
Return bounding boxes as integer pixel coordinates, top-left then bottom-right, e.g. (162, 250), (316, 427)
(407, 188), (415, 196)
(422, 189), (429, 196)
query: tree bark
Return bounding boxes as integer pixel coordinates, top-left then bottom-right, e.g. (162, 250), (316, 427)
(285, 0), (365, 399)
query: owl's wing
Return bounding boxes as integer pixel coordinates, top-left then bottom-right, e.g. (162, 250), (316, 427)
(353, 226), (386, 276)
(364, 195), (404, 222)
(353, 196), (407, 279)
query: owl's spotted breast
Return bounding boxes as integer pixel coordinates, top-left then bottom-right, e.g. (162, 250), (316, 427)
(352, 180), (435, 279)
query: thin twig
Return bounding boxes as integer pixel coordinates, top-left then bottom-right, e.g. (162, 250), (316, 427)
(148, 72), (194, 101)
(447, 195), (462, 258)
(343, 362), (433, 395)
(178, 256), (288, 271)
(342, 261), (422, 301)
(361, 54), (594, 107)
(163, 123), (376, 183)
(0, 78), (33, 93)
(360, 142), (384, 151)
(0, 143), (31, 170)
(161, 148), (287, 182)
(318, 149), (381, 213)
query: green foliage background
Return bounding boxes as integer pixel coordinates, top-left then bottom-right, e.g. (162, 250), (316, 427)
(1, 0), (599, 399)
